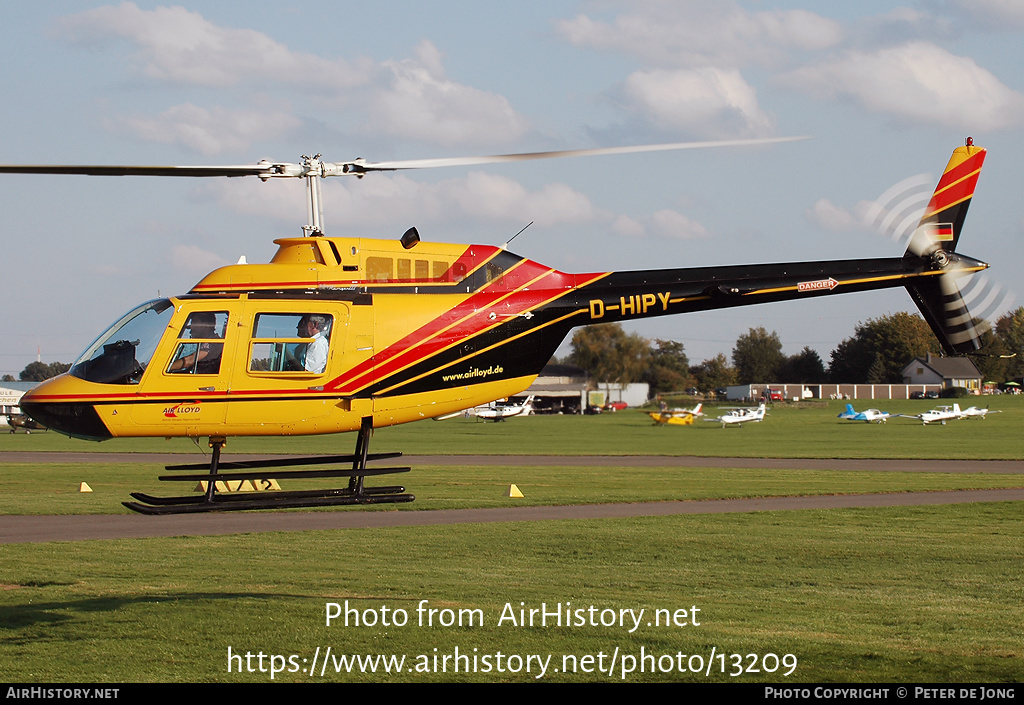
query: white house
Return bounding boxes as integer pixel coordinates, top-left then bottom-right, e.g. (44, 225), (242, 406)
(901, 353), (982, 393)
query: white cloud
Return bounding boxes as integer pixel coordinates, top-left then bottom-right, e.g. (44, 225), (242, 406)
(556, 2), (841, 67)
(621, 67), (775, 136)
(55, 2), (371, 88)
(944, 0), (1024, 30)
(367, 41), (530, 146)
(116, 104), (302, 155)
(779, 42), (1024, 131)
(806, 198), (860, 232)
(205, 170), (714, 241)
(207, 171), (596, 230)
(56, 6), (530, 150)
(446, 172), (593, 226)
(168, 244), (229, 275)
(607, 208), (711, 239)
(650, 209), (708, 240)
(611, 214), (645, 238)
(807, 175), (934, 246)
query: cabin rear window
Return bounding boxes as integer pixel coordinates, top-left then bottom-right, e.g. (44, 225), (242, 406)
(366, 257), (392, 282)
(365, 256), (454, 282)
(248, 313), (333, 374)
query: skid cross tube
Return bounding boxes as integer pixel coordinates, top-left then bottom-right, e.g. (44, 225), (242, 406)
(122, 422), (414, 514)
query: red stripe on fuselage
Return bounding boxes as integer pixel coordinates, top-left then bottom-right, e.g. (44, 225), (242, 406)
(325, 265), (605, 395)
(325, 261), (563, 393)
(323, 260), (547, 392)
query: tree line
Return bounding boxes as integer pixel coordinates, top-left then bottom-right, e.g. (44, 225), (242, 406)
(564, 307), (1024, 396)
(3, 361), (73, 383)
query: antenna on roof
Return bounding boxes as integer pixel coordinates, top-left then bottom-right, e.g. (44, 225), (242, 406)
(502, 221), (533, 250)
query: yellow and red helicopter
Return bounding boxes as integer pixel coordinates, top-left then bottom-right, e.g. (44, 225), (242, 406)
(2, 138), (989, 513)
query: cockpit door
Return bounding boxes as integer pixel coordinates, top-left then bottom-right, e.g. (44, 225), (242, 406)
(131, 304), (234, 430)
(224, 301), (353, 434)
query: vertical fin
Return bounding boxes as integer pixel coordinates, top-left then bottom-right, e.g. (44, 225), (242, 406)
(904, 141), (987, 355)
(906, 141), (986, 256)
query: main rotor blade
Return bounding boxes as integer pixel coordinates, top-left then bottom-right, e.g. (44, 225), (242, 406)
(348, 136), (810, 172)
(0, 164), (274, 177)
(0, 135), (809, 179)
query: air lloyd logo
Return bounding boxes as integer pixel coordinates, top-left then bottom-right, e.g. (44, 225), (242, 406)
(164, 402), (202, 418)
(798, 277), (838, 293)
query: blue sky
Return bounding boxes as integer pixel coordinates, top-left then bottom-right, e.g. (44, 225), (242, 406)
(2, 1), (1023, 377)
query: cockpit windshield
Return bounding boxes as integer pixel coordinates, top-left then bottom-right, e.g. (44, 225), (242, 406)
(70, 299), (174, 384)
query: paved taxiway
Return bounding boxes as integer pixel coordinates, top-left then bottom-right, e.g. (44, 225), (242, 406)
(2, 454), (1022, 544)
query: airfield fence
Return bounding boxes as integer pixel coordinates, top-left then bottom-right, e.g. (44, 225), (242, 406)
(733, 383), (944, 401)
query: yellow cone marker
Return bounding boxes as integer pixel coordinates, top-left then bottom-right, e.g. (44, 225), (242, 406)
(79, 482), (93, 493)
(507, 484), (524, 498)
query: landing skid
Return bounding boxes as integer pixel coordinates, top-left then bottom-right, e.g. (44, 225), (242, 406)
(123, 418), (414, 515)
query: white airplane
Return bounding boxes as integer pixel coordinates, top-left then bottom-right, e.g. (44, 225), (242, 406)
(705, 403), (767, 428)
(898, 403), (962, 425)
(837, 404), (891, 424)
(958, 405), (1001, 419)
(474, 395), (535, 422)
(648, 403), (703, 426)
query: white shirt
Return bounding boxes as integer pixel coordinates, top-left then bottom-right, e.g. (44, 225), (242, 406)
(304, 331), (328, 373)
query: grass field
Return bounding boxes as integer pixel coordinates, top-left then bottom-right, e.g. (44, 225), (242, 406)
(1, 398), (1021, 682)
(3, 396), (1023, 459)
(2, 505), (1022, 683)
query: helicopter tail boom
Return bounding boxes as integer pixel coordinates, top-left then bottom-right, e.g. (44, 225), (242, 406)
(574, 142), (989, 356)
(572, 250), (987, 352)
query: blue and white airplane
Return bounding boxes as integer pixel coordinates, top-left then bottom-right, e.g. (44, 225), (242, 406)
(837, 404), (891, 424)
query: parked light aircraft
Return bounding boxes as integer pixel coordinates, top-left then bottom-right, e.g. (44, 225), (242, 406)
(2, 139), (990, 513)
(837, 404), (891, 424)
(706, 403), (767, 427)
(958, 405), (1001, 419)
(898, 404), (963, 425)
(474, 395), (535, 421)
(648, 403), (703, 426)
(6, 413), (46, 434)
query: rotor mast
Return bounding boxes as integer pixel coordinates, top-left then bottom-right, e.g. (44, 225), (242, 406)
(303, 154), (325, 236)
